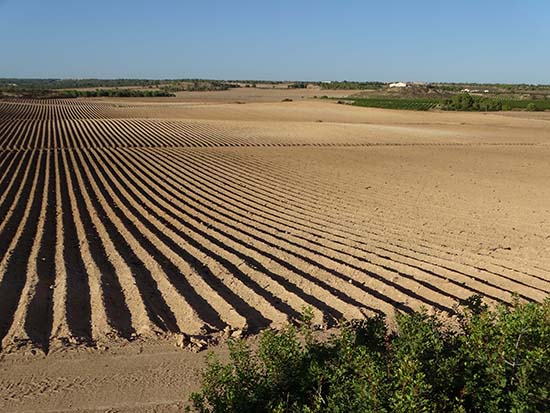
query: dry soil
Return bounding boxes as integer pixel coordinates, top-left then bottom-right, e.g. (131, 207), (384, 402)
(0, 97), (549, 411)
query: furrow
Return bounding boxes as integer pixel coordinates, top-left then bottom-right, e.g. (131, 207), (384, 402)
(185, 150), (550, 297)
(66, 148), (154, 337)
(123, 148), (395, 316)
(60, 149), (113, 341)
(103, 148), (333, 324)
(2, 151), (53, 352)
(0, 151), (45, 350)
(87, 148), (283, 330)
(67, 121), (229, 333)
(139, 149), (466, 312)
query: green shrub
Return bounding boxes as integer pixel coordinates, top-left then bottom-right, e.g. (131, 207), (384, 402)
(343, 95), (550, 112)
(189, 297), (550, 412)
(441, 93), (503, 111)
(526, 103), (537, 112)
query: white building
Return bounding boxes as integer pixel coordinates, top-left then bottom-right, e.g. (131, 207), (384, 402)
(389, 82), (408, 88)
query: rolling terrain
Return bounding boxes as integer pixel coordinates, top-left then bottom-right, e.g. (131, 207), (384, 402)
(1, 97), (549, 410)
(1, 98), (549, 357)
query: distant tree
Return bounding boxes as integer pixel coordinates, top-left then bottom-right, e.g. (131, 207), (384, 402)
(442, 93), (502, 112)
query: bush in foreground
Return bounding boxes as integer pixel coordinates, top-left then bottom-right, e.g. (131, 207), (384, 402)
(189, 297), (549, 412)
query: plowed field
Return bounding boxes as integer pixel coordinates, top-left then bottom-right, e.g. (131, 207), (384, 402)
(1, 98), (549, 355)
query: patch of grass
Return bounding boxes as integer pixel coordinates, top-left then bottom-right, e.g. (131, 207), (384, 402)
(334, 95), (550, 112)
(189, 297), (550, 412)
(500, 99), (550, 111)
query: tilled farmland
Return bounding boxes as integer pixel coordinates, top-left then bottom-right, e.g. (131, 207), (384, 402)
(1, 98), (549, 354)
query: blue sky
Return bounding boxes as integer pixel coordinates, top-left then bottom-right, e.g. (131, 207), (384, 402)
(0, 0), (548, 83)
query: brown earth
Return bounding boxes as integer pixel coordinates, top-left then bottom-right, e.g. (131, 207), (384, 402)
(0, 97), (549, 411)
(83, 85), (359, 104)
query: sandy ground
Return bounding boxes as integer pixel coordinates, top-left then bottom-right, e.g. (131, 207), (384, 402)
(0, 340), (227, 412)
(0, 97), (549, 411)
(86, 86), (359, 104)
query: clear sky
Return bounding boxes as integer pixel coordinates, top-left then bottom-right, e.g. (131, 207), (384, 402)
(1, 0), (548, 83)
